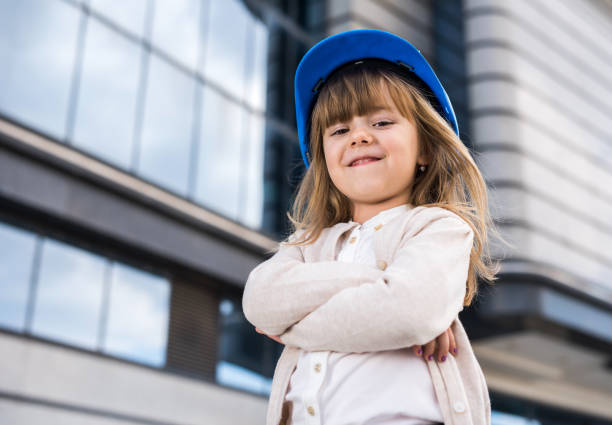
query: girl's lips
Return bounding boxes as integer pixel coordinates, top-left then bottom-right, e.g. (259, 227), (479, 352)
(350, 157), (381, 167)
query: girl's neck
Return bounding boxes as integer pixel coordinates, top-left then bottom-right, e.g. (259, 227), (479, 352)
(351, 198), (411, 224)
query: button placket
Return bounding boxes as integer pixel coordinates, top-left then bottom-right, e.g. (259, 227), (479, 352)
(303, 395), (320, 424)
(310, 352), (327, 378)
(342, 228), (359, 262)
(303, 352), (327, 425)
(453, 400), (466, 413)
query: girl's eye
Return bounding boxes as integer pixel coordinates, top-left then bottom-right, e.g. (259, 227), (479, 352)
(330, 121), (392, 136)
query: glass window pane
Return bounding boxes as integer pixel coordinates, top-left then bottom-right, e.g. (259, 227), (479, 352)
(104, 263), (170, 367)
(89, 0), (148, 38)
(0, 0), (80, 138)
(247, 20), (269, 111)
(72, 18), (142, 168)
(0, 222), (37, 332)
(151, 0), (202, 70)
(195, 85), (243, 219)
(242, 113), (265, 229)
(216, 360), (272, 396)
(31, 239), (106, 350)
(217, 298), (275, 395)
(203, 0), (249, 100)
(137, 55), (195, 195)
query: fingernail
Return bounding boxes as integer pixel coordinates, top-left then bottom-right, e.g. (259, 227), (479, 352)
(427, 355), (433, 361)
(453, 348), (458, 354)
(418, 349), (422, 355)
(441, 355), (446, 362)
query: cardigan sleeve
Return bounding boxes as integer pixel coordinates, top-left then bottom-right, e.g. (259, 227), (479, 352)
(242, 232), (384, 336)
(279, 213), (474, 353)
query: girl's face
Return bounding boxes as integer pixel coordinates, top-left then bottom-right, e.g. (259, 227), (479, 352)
(322, 86), (427, 212)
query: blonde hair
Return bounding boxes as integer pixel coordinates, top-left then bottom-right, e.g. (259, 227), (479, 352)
(285, 62), (510, 305)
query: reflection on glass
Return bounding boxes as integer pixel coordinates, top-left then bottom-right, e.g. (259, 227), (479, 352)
(195, 85), (243, 219)
(216, 361), (272, 395)
(0, 0), (80, 138)
(31, 239), (106, 350)
(138, 55), (195, 195)
(204, 0), (249, 100)
(491, 410), (542, 425)
(242, 112), (265, 228)
(89, 0), (149, 38)
(151, 0), (202, 70)
(104, 263), (170, 367)
(247, 19), (269, 111)
(217, 297), (273, 395)
(0, 223), (37, 331)
(72, 18), (142, 168)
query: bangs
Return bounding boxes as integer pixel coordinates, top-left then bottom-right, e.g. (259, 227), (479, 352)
(309, 62), (421, 147)
(316, 71), (399, 130)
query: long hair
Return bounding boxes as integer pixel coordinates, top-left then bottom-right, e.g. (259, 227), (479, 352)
(285, 61), (510, 305)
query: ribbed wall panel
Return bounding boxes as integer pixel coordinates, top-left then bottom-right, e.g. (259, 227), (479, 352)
(465, 0), (612, 301)
(325, 0), (433, 60)
(165, 280), (219, 381)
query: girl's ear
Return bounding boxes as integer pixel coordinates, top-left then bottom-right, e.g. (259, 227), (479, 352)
(417, 152), (431, 166)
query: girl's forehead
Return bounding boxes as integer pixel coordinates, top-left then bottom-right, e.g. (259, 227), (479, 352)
(318, 75), (413, 127)
(326, 101), (401, 126)
(343, 104), (396, 119)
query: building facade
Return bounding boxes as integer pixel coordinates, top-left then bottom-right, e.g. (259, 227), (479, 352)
(0, 0), (610, 424)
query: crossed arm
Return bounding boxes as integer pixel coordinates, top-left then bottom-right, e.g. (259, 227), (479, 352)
(242, 213), (473, 353)
(241, 232), (383, 336)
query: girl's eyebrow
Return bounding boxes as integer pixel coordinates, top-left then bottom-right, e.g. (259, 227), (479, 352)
(326, 106), (396, 130)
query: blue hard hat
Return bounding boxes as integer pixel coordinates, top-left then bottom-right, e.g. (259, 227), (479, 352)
(294, 29), (459, 168)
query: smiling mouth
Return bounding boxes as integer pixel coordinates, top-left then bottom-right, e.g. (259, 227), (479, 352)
(350, 157), (381, 167)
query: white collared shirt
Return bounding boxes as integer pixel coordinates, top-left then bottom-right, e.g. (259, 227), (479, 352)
(284, 204), (444, 425)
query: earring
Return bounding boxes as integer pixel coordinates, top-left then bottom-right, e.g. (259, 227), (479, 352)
(418, 164), (426, 172)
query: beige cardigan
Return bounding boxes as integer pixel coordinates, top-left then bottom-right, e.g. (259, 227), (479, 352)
(242, 205), (491, 425)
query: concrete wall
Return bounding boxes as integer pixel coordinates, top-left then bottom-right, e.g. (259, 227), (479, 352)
(464, 0), (612, 304)
(325, 0), (433, 60)
(0, 332), (267, 425)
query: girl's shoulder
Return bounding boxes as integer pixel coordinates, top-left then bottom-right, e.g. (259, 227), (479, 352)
(398, 205), (472, 235)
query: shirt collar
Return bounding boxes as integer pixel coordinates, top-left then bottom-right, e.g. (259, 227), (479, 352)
(349, 203), (414, 232)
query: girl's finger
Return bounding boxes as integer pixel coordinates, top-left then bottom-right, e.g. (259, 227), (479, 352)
(422, 339), (436, 361)
(435, 330), (450, 362)
(412, 345), (423, 357)
(448, 327), (458, 356)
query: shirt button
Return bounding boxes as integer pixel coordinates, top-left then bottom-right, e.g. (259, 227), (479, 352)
(349, 236), (357, 244)
(453, 401), (466, 413)
(374, 224), (383, 231)
(307, 405), (316, 416)
(314, 363), (322, 373)
(376, 259), (387, 271)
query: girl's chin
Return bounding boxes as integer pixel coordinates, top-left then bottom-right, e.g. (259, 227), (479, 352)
(344, 190), (394, 202)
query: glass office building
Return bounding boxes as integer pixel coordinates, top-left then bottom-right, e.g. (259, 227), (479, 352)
(0, 0), (315, 422)
(0, 0), (611, 424)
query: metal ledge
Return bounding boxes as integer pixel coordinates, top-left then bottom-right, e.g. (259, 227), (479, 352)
(0, 117), (277, 287)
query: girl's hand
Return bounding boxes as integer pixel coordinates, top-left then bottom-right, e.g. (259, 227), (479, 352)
(412, 326), (457, 362)
(255, 327), (284, 344)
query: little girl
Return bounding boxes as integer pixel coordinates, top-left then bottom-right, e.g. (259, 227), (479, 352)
(243, 29), (504, 425)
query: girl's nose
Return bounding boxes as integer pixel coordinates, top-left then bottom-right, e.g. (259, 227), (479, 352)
(350, 128), (373, 146)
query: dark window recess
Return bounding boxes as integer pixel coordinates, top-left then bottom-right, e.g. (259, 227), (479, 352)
(218, 296), (283, 381)
(432, 0), (473, 151)
(262, 14), (309, 239)
(165, 279), (219, 381)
